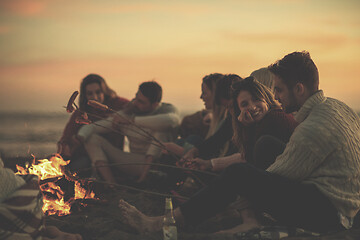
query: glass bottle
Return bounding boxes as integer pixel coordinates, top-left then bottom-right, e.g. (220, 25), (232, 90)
(163, 197), (177, 240)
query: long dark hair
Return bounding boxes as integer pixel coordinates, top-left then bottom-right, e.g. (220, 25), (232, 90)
(202, 73), (226, 138)
(78, 74), (117, 111)
(231, 76), (281, 151)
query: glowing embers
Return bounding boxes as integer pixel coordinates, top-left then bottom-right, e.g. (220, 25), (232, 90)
(16, 154), (96, 216)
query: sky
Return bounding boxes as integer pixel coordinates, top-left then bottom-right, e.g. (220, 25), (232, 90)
(0, 0), (359, 114)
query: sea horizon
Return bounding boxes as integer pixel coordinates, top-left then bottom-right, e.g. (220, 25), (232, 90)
(1, 109), (360, 159)
(0, 109), (199, 158)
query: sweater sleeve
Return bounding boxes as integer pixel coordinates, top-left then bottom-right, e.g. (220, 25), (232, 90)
(134, 113), (180, 131)
(266, 129), (334, 181)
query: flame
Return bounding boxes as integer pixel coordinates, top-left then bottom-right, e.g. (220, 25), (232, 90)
(16, 154), (96, 216)
(16, 155), (69, 180)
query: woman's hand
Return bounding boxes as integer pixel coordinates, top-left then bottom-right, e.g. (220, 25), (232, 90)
(238, 110), (254, 126)
(176, 147), (199, 167)
(183, 147), (199, 160)
(179, 158), (212, 171)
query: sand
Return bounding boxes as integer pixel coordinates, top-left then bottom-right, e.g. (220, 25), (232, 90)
(3, 156), (360, 240)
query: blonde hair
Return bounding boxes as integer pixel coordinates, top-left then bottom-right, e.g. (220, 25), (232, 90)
(250, 67), (275, 92)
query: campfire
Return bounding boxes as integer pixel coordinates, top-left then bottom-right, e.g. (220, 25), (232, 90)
(16, 154), (96, 216)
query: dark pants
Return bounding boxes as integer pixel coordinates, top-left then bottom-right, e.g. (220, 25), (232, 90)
(180, 163), (343, 233)
(253, 135), (286, 170)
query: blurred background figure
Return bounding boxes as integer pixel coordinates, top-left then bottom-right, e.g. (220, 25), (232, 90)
(57, 74), (129, 176)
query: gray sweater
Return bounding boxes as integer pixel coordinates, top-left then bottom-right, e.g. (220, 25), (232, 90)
(267, 91), (360, 219)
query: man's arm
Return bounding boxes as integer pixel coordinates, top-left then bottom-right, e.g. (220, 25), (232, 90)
(266, 136), (333, 180)
(134, 112), (180, 131)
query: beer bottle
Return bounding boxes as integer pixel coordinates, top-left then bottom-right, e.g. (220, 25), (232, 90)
(163, 197), (177, 240)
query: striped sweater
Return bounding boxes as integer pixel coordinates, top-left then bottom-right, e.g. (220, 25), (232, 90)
(267, 90), (360, 218)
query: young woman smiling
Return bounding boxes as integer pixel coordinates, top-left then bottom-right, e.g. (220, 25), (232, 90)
(190, 76), (298, 172)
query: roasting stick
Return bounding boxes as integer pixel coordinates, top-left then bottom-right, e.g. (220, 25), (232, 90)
(86, 178), (190, 200)
(66, 91), (197, 162)
(80, 116), (166, 150)
(86, 100), (209, 187)
(65, 94), (169, 151)
(65, 106), (209, 187)
(65, 92), (208, 187)
(77, 162), (219, 177)
(87, 100), (176, 156)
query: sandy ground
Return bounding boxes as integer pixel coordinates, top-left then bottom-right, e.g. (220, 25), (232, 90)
(3, 156), (360, 240)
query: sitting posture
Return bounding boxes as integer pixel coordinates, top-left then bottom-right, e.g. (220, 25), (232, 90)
(163, 73), (228, 157)
(77, 81), (180, 184)
(190, 76), (297, 172)
(58, 74), (129, 174)
(118, 51), (360, 235)
(183, 68), (277, 166)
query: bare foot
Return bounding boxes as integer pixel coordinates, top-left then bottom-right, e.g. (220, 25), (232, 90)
(42, 226), (82, 240)
(118, 199), (162, 233)
(215, 219), (260, 235)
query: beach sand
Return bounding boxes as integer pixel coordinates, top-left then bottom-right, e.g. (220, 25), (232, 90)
(3, 156), (360, 240)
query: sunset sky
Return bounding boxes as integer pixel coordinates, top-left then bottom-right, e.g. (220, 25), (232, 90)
(0, 0), (359, 113)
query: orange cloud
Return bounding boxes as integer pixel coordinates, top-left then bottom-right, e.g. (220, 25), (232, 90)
(0, 0), (47, 16)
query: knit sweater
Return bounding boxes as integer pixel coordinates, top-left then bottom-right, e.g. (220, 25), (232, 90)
(267, 90), (360, 218)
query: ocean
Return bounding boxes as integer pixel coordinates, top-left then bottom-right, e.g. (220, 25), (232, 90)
(3, 110), (358, 159)
(0, 110), (194, 159)
(0, 111), (70, 158)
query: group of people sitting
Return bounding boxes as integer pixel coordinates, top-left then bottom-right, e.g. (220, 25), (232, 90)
(1, 50), (359, 239)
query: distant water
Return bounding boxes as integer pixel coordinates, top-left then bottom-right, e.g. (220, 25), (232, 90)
(0, 111), (70, 158)
(0, 110), (195, 158)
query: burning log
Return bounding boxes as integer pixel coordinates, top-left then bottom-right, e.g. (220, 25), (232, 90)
(16, 154), (97, 216)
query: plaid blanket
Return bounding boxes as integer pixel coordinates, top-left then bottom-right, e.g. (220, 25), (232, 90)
(0, 174), (45, 240)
